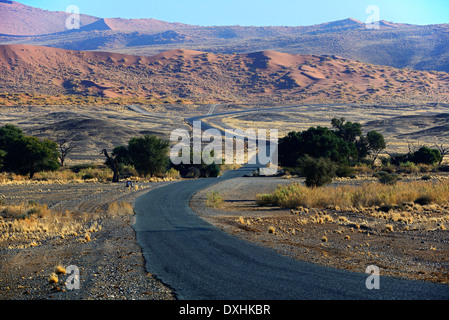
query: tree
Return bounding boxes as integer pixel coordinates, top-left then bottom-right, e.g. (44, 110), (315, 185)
(57, 138), (77, 167)
(331, 117), (362, 144)
(278, 119), (386, 170)
(101, 149), (120, 182)
(0, 125), (60, 178)
(0, 124), (23, 151)
(112, 145), (132, 166)
(127, 134), (170, 177)
(298, 155), (336, 188)
(7, 136), (60, 179)
(278, 131), (303, 168)
(410, 146), (442, 165)
(433, 141), (448, 165)
(366, 130), (386, 165)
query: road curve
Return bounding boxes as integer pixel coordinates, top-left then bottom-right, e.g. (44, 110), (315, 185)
(133, 169), (449, 300)
(132, 105), (449, 300)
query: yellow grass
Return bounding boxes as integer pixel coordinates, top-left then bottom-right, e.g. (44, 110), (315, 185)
(257, 180), (449, 210)
(106, 201), (135, 217)
(0, 167), (181, 185)
(0, 200), (134, 248)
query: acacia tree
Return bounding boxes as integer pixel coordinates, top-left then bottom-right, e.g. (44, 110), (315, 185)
(127, 134), (170, 177)
(366, 130), (386, 165)
(0, 125), (60, 178)
(101, 149), (120, 182)
(8, 136), (59, 179)
(57, 138), (77, 167)
(434, 141), (448, 165)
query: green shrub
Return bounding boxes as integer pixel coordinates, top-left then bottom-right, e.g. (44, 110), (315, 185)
(414, 195), (434, 206)
(70, 163), (96, 173)
(82, 173), (95, 180)
(411, 147), (442, 165)
(256, 194), (276, 206)
(206, 191), (224, 208)
(398, 161), (419, 174)
(335, 164), (355, 178)
(206, 163), (221, 177)
(375, 171), (400, 185)
(299, 156), (336, 188)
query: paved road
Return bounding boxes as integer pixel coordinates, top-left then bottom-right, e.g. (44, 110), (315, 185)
(132, 105), (449, 300)
(133, 169), (449, 300)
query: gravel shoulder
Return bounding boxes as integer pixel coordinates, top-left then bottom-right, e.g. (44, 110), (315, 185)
(0, 180), (176, 300)
(191, 176), (449, 286)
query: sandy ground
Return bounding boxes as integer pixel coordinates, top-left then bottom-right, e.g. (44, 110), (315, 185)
(0, 180), (176, 300)
(191, 176), (449, 286)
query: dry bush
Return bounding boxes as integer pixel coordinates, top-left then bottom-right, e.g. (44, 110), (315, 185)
(257, 180), (449, 210)
(0, 200), (132, 248)
(32, 170), (78, 181)
(79, 167), (113, 182)
(206, 191), (224, 209)
(0, 202), (87, 248)
(0, 168), (110, 185)
(163, 168), (181, 180)
(106, 201), (134, 217)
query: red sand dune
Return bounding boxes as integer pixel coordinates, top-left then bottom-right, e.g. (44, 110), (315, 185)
(0, 44), (448, 104)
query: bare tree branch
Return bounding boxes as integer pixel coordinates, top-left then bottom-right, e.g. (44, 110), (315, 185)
(58, 138), (77, 167)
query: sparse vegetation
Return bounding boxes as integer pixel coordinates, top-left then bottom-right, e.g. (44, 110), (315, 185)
(298, 156), (336, 188)
(206, 191), (224, 209)
(278, 118), (387, 187)
(256, 179), (449, 210)
(0, 125), (60, 178)
(0, 200), (135, 249)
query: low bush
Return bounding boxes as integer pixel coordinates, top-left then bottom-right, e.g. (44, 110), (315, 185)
(414, 195), (434, 206)
(299, 156), (336, 188)
(375, 171), (400, 185)
(206, 191), (224, 209)
(256, 179), (449, 209)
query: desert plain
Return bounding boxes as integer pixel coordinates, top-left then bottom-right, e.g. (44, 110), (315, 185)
(1, 102), (449, 299)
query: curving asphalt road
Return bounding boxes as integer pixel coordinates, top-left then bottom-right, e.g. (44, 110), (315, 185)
(132, 105), (449, 300)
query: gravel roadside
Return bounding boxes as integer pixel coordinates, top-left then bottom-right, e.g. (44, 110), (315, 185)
(191, 176), (449, 285)
(0, 181), (176, 300)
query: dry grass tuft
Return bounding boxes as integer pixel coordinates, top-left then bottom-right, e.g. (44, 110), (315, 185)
(55, 265), (67, 275)
(48, 273), (58, 284)
(257, 180), (449, 210)
(206, 191), (224, 209)
(0, 200), (134, 249)
(106, 202), (134, 217)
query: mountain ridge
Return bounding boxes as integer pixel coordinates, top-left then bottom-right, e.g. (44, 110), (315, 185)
(1, 1), (448, 72)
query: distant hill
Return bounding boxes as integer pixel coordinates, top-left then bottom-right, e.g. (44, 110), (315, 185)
(0, 1), (99, 35)
(1, 2), (449, 73)
(1, 44), (448, 104)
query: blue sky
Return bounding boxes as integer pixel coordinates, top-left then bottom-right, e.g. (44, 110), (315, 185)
(19, 0), (449, 26)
